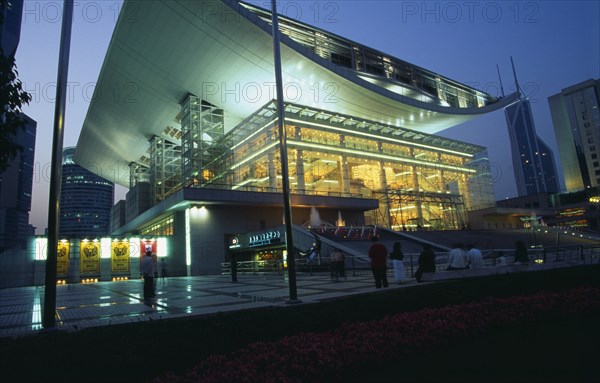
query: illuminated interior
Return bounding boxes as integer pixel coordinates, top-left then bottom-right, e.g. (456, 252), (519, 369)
(183, 101), (496, 230)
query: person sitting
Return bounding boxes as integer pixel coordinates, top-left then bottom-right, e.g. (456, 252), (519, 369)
(466, 244), (483, 269)
(446, 243), (467, 270)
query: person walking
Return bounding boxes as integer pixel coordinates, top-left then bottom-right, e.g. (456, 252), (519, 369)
(389, 241), (405, 283)
(141, 250), (156, 300)
(415, 244), (436, 282)
(368, 236), (389, 288)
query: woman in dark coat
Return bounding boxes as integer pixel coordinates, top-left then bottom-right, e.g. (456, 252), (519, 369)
(415, 244), (436, 283)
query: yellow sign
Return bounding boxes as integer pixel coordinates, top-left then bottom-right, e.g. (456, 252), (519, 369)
(80, 241), (100, 274)
(57, 241), (70, 275)
(111, 240), (130, 272)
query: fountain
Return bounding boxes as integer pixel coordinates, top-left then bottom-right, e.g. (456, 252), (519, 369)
(309, 206), (322, 227)
(336, 211), (345, 227)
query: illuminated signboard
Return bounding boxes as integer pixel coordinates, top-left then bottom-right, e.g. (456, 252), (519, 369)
(80, 241), (100, 274)
(248, 230), (282, 248)
(228, 229), (284, 250)
(57, 241), (70, 275)
(228, 236), (241, 250)
(111, 240), (130, 272)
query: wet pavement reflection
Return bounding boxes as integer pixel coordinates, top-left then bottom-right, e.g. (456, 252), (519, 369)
(0, 273), (409, 338)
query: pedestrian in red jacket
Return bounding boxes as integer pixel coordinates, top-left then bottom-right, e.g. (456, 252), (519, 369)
(368, 236), (389, 288)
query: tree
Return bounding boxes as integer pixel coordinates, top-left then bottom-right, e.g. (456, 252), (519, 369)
(0, 0), (32, 172)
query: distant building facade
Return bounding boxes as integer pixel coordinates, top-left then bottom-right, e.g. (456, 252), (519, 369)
(1, 0), (36, 251)
(548, 79), (600, 192)
(505, 98), (560, 197)
(0, 115), (36, 251)
(0, 0), (23, 56)
(59, 147), (114, 237)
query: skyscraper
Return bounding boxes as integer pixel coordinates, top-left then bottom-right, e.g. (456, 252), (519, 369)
(0, 0), (23, 56)
(1, 0), (37, 250)
(59, 147), (114, 237)
(505, 98), (560, 196)
(548, 79), (600, 192)
(0, 115), (36, 251)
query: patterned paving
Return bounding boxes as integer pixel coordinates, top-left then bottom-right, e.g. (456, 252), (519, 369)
(0, 272), (412, 338)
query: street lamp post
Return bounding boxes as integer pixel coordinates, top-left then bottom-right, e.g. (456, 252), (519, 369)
(271, 0), (300, 304)
(43, 0), (74, 329)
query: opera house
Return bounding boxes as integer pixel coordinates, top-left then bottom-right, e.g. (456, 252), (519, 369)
(69, 0), (517, 278)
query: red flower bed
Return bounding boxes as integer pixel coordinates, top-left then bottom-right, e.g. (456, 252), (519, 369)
(155, 286), (600, 383)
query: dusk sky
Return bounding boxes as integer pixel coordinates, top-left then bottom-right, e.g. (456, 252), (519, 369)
(14, 0), (600, 233)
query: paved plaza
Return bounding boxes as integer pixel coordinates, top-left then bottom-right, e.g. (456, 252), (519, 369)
(0, 272), (413, 338)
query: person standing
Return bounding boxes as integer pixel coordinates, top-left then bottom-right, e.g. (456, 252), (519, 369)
(230, 253), (238, 283)
(330, 250), (342, 281)
(160, 258), (168, 284)
(368, 236), (389, 288)
(447, 243), (467, 270)
(141, 250), (156, 300)
(415, 244), (436, 282)
(389, 241), (405, 283)
(466, 244), (483, 269)
(514, 240), (529, 263)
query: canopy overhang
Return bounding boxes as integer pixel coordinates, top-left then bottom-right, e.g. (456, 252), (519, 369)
(75, 0), (517, 186)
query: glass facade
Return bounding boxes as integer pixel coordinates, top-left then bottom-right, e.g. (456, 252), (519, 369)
(549, 79), (600, 191)
(240, 2), (495, 109)
(194, 102), (495, 230)
(506, 99), (559, 196)
(60, 148), (114, 237)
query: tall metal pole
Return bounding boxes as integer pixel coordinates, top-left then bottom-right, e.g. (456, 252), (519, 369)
(43, 0), (74, 329)
(271, 0), (300, 303)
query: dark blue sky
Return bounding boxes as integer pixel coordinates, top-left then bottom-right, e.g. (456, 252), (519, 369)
(15, 1), (600, 233)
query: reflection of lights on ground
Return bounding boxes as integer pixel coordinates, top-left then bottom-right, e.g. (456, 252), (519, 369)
(31, 293), (42, 330)
(186, 306), (192, 314)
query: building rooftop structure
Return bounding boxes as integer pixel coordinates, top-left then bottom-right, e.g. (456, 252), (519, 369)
(75, 0), (517, 186)
(70, 0), (521, 279)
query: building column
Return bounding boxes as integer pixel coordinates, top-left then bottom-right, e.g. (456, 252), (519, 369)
(268, 151), (277, 191)
(437, 153), (446, 192)
(339, 135), (350, 195)
(294, 127), (305, 192)
(461, 157), (472, 210)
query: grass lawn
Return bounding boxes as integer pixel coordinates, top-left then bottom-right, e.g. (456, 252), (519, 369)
(2, 265), (599, 382)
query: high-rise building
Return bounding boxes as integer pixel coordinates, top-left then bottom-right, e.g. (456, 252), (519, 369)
(0, 0), (23, 56)
(1, 0), (36, 251)
(0, 115), (36, 251)
(505, 98), (560, 196)
(59, 147), (114, 237)
(548, 79), (600, 192)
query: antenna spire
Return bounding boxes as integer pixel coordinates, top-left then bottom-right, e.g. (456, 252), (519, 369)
(510, 56), (522, 98)
(496, 64), (505, 97)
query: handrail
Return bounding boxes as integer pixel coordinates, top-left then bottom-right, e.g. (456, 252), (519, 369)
(222, 245), (600, 278)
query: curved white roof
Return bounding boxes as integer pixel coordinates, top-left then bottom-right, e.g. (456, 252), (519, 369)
(75, 0), (517, 186)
